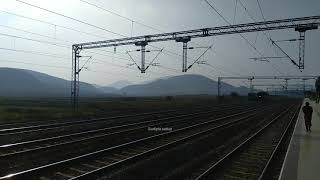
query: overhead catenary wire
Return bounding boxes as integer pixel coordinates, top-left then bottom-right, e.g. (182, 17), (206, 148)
(145, 48), (164, 70)
(203, 0), (273, 66)
(1, 3), (235, 78)
(16, 0), (126, 38)
(187, 45), (212, 70)
(14, 1), (190, 69)
(0, 22), (180, 78)
(5, 0), (264, 83)
(126, 51), (141, 70)
(204, 0), (284, 75)
(0, 36), (180, 77)
(14, 0), (220, 70)
(0, 59), (70, 69)
(78, 0), (207, 50)
(78, 0), (164, 33)
(0, 45), (178, 79)
(0, 10), (108, 40)
(0, 22), (129, 59)
(237, 0), (298, 71)
(236, 0), (287, 75)
(0, 32), (69, 48)
(0, 47), (69, 59)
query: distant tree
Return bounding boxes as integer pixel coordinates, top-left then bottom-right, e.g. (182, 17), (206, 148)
(165, 96), (174, 101)
(230, 92), (239, 97)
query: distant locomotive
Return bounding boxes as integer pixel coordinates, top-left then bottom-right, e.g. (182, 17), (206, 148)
(248, 91), (269, 101)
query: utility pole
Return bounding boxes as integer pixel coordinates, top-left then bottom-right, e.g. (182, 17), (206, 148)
(249, 77), (254, 93)
(71, 45), (81, 112)
(134, 41), (148, 73)
(176, 37), (191, 72)
(295, 25), (318, 69)
(285, 78), (289, 96)
(217, 77), (221, 97)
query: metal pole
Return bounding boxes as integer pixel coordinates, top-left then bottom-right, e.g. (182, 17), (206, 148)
(141, 45), (146, 73)
(249, 78), (253, 93)
(71, 45), (81, 112)
(298, 31), (306, 69)
(134, 41), (148, 73)
(218, 77), (221, 97)
(176, 37), (191, 72)
(182, 42), (188, 72)
(285, 79), (288, 96)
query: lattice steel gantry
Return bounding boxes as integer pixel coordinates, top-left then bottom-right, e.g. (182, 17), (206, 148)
(217, 76), (319, 97)
(71, 15), (320, 110)
(295, 25), (318, 69)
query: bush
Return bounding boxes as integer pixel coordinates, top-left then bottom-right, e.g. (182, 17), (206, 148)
(230, 92), (239, 97)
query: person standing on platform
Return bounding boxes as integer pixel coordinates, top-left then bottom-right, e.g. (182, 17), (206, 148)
(302, 102), (313, 132)
(316, 76), (320, 103)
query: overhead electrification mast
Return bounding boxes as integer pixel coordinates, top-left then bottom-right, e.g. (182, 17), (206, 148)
(71, 16), (320, 110)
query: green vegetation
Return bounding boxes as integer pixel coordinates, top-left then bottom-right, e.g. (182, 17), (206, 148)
(0, 96), (248, 124)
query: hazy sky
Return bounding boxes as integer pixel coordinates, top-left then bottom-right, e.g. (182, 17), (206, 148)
(0, 0), (319, 88)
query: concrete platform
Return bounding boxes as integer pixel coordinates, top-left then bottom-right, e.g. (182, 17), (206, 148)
(279, 99), (320, 180)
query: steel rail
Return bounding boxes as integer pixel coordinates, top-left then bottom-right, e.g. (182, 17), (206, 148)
(0, 103), (251, 140)
(0, 105), (254, 157)
(0, 104), (279, 179)
(194, 104), (299, 180)
(71, 106), (285, 179)
(257, 103), (300, 180)
(0, 103), (245, 135)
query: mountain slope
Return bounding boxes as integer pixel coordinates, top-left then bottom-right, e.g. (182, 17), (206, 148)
(108, 80), (132, 89)
(0, 68), (103, 97)
(120, 74), (250, 96)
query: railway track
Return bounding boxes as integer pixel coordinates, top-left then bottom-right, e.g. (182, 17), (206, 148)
(0, 102), (289, 179)
(84, 103), (295, 180)
(0, 103), (252, 142)
(0, 104), (258, 157)
(194, 102), (300, 180)
(0, 102), (250, 132)
(0, 103), (257, 150)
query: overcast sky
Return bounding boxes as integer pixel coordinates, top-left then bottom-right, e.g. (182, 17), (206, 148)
(0, 0), (319, 88)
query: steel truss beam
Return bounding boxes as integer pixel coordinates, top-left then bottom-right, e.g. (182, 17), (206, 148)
(74, 16), (320, 49)
(71, 15), (320, 110)
(217, 76), (318, 97)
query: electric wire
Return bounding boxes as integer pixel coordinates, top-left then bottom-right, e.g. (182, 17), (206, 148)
(1, 4), (237, 78)
(204, 0), (284, 75)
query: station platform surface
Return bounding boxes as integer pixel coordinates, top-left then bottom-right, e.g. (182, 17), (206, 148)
(279, 99), (320, 180)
